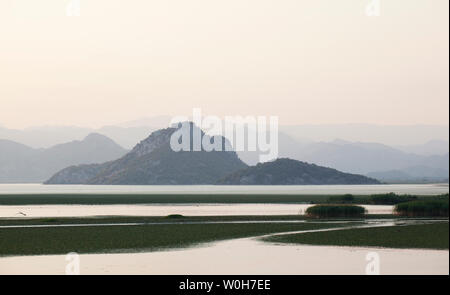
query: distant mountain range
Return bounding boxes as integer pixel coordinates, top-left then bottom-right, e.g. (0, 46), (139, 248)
(46, 125), (380, 185)
(282, 139), (448, 175)
(395, 140), (449, 156)
(279, 124), (449, 147)
(0, 116), (172, 150)
(1, 122), (448, 150)
(1, 121), (448, 184)
(0, 134), (127, 183)
(237, 133), (449, 183)
(0, 125), (158, 150)
(367, 165), (449, 183)
(217, 158), (379, 185)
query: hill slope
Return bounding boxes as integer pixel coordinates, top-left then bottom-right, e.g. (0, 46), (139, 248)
(216, 158), (380, 185)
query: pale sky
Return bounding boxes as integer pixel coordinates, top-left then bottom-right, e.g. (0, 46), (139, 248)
(0, 0), (448, 129)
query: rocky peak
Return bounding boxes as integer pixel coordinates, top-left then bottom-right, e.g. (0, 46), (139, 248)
(128, 122), (235, 158)
(130, 127), (176, 157)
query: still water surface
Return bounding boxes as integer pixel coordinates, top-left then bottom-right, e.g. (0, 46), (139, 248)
(0, 183), (448, 195)
(0, 204), (393, 218)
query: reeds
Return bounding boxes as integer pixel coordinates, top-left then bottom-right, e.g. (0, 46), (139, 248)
(395, 200), (449, 217)
(306, 205), (366, 218)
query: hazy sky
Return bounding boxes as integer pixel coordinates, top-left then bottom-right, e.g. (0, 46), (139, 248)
(0, 0), (448, 129)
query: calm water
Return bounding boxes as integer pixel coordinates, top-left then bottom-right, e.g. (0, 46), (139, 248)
(2, 240), (448, 275)
(0, 204), (393, 218)
(0, 183), (448, 195)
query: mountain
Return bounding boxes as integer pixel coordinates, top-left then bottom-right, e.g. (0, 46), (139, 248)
(0, 139), (41, 183)
(283, 140), (424, 174)
(235, 131), (448, 178)
(0, 116), (171, 150)
(0, 125), (92, 149)
(4, 122), (448, 184)
(216, 158), (380, 185)
(96, 126), (158, 149)
(395, 140), (449, 156)
(0, 134), (127, 183)
(38, 133), (128, 170)
(45, 124), (248, 185)
(279, 124), (449, 146)
(366, 170), (412, 183)
(367, 165), (449, 183)
(0, 125), (158, 150)
(270, 135), (448, 176)
(3, 123), (448, 150)
(236, 131), (306, 166)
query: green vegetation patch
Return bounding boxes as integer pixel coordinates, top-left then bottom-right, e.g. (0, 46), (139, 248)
(165, 214), (185, 219)
(395, 200), (449, 217)
(306, 205), (366, 218)
(0, 193), (447, 205)
(0, 214), (401, 227)
(264, 222), (449, 249)
(327, 193), (448, 205)
(327, 194), (355, 204)
(0, 194), (332, 205)
(0, 222), (349, 256)
(368, 193), (418, 205)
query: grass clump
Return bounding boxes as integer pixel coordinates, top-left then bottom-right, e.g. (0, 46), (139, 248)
(306, 205), (366, 218)
(395, 200), (449, 217)
(166, 214), (185, 219)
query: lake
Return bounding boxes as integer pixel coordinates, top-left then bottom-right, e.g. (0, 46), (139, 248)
(0, 204), (394, 218)
(0, 183), (448, 195)
(1, 235), (447, 275)
(1, 183), (445, 218)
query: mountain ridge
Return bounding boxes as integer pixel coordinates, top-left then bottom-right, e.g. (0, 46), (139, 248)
(216, 158), (380, 185)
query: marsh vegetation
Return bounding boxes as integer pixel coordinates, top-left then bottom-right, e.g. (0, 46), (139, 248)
(0, 221), (348, 256)
(264, 222), (449, 249)
(395, 200), (449, 217)
(306, 205), (366, 218)
(0, 192), (447, 205)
